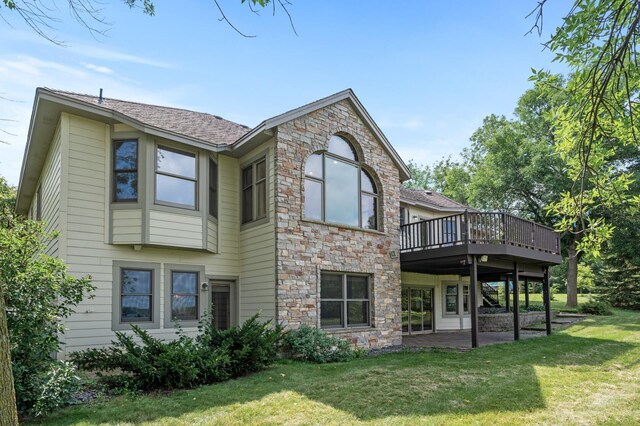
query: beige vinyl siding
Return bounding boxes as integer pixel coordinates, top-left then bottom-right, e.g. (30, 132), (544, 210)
(207, 219), (218, 253)
(401, 272), (473, 331)
(58, 114), (242, 357)
(238, 141), (276, 322)
(29, 119), (63, 257)
(404, 204), (461, 222)
(148, 210), (202, 248)
(111, 209), (142, 244)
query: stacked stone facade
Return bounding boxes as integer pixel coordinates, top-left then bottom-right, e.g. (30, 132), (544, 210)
(274, 99), (402, 349)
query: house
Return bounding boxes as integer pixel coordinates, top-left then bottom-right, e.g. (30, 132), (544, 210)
(16, 87), (561, 357)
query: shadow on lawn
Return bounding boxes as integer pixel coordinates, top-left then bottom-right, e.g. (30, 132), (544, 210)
(38, 333), (637, 425)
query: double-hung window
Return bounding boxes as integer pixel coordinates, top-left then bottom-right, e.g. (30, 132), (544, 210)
(170, 271), (199, 321)
(120, 268), (153, 322)
(320, 273), (370, 329)
(155, 146), (197, 209)
(113, 140), (138, 202)
(241, 157), (267, 224)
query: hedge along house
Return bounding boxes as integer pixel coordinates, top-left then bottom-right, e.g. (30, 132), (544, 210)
(16, 87), (561, 357)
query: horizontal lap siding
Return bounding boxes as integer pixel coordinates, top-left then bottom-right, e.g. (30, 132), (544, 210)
(148, 211), (202, 248)
(207, 220), (217, 253)
(239, 141), (276, 323)
(38, 123), (62, 257)
(59, 114), (241, 358)
(112, 209), (142, 244)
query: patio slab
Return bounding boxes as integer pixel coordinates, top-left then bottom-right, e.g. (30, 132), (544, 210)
(402, 330), (545, 349)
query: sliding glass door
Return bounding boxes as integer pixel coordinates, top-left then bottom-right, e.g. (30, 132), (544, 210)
(401, 287), (433, 334)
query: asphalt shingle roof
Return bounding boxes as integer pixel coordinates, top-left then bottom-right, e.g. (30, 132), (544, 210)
(400, 187), (469, 210)
(47, 89), (251, 146)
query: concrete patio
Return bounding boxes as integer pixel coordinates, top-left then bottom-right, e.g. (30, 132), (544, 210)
(403, 330), (546, 349)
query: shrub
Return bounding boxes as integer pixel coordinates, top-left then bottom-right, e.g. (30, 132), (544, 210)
(30, 361), (80, 418)
(283, 325), (360, 363)
(70, 313), (282, 392)
(578, 300), (613, 315)
(197, 313), (282, 378)
(525, 304), (546, 312)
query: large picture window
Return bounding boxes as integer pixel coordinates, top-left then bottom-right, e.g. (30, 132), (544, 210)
(320, 273), (370, 329)
(113, 139), (138, 202)
(241, 157), (267, 224)
(304, 135), (378, 230)
(120, 268), (153, 322)
(170, 271), (199, 321)
(155, 146), (197, 209)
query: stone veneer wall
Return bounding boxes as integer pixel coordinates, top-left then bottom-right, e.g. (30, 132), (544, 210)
(274, 99), (402, 349)
(478, 311), (554, 332)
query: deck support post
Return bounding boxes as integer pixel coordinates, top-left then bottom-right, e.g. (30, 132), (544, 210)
(543, 266), (552, 335)
(524, 277), (530, 309)
(513, 262), (520, 341)
(469, 256), (479, 348)
(504, 278), (510, 313)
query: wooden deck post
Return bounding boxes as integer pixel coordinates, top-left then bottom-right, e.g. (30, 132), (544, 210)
(524, 277), (530, 309)
(504, 278), (510, 313)
(513, 262), (520, 341)
(469, 256), (479, 348)
(543, 266), (552, 335)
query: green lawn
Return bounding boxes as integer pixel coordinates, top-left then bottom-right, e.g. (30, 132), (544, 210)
(523, 292), (592, 311)
(33, 309), (640, 425)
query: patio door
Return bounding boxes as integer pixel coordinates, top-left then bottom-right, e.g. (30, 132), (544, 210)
(401, 287), (433, 334)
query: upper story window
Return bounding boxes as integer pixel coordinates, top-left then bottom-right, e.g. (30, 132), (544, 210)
(113, 140), (138, 202)
(209, 159), (218, 218)
(242, 157), (267, 224)
(155, 146), (197, 209)
(304, 135), (378, 230)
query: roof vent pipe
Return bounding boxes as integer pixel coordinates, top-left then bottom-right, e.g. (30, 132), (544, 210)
(425, 190), (433, 195)
(98, 88), (103, 104)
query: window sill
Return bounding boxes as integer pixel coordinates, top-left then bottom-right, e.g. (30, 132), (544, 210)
(322, 326), (373, 334)
(301, 218), (385, 235)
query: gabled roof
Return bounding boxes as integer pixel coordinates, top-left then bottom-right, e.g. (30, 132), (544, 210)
(17, 87), (411, 213)
(233, 89), (411, 181)
(400, 187), (470, 212)
(43, 88), (251, 146)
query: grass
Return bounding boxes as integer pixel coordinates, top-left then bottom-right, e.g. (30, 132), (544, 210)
(523, 292), (592, 312)
(32, 308), (640, 425)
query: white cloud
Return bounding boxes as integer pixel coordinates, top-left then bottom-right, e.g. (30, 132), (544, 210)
(84, 63), (114, 74)
(71, 43), (175, 69)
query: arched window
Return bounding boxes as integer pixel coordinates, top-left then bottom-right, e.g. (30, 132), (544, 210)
(304, 135), (379, 230)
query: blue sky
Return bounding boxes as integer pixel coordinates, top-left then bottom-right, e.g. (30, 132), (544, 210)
(0, 0), (570, 185)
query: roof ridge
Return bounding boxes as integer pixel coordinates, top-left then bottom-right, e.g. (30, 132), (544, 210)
(44, 87), (251, 129)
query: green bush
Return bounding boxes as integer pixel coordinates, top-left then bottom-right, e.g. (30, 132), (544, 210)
(197, 313), (282, 378)
(70, 313), (282, 392)
(283, 325), (360, 363)
(30, 361), (80, 418)
(578, 300), (613, 315)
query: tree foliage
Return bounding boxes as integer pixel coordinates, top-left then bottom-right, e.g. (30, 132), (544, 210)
(531, 0), (640, 254)
(0, 177), (94, 416)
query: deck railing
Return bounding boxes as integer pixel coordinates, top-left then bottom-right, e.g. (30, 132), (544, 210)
(400, 211), (560, 255)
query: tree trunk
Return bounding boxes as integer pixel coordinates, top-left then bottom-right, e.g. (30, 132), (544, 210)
(566, 239), (579, 309)
(0, 288), (19, 426)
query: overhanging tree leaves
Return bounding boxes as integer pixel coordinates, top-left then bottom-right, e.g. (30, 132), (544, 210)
(531, 0), (640, 254)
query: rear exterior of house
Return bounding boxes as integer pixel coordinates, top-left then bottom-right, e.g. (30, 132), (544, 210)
(16, 88), (561, 357)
